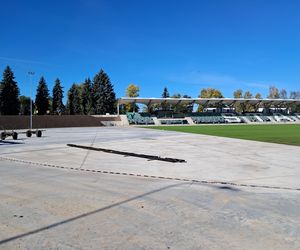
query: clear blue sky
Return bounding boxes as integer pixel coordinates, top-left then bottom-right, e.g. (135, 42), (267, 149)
(1, 0), (300, 101)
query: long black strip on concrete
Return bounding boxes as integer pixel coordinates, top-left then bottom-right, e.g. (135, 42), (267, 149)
(67, 144), (187, 163)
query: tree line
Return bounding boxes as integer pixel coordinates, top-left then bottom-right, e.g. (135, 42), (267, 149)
(1, 65), (300, 115)
(123, 85), (300, 113)
(122, 84), (194, 113)
(0, 66), (116, 115)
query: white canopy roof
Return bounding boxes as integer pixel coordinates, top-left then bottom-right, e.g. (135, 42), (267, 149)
(118, 97), (300, 106)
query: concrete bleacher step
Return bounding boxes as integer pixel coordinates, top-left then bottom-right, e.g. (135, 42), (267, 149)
(185, 117), (195, 125)
(152, 117), (161, 125)
(291, 115), (300, 122)
(240, 116), (251, 123)
(255, 115), (263, 122)
(288, 115), (300, 122)
(267, 116), (276, 122)
(282, 115), (293, 121)
(119, 115), (130, 126)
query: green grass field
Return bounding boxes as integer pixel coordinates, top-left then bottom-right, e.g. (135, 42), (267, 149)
(147, 124), (300, 146)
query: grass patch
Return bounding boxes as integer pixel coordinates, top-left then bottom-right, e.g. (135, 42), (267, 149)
(146, 124), (300, 146)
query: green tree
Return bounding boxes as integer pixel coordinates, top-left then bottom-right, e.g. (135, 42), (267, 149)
(35, 77), (50, 115)
(52, 78), (64, 114)
(67, 84), (81, 115)
(289, 91), (300, 113)
(199, 88), (223, 98)
(290, 91), (300, 99)
(67, 85), (74, 115)
(19, 96), (31, 115)
(73, 86), (81, 115)
(279, 89), (287, 99)
(267, 86), (279, 99)
(254, 93), (262, 111)
(161, 87), (170, 110)
(93, 69), (116, 114)
(126, 83), (140, 97)
(255, 93), (262, 99)
(233, 89), (243, 113)
(172, 94), (193, 113)
(162, 87), (170, 98)
(244, 91), (253, 99)
(125, 83), (139, 112)
(67, 83), (82, 115)
(81, 78), (93, 114)
(198, 87), (223, 111)
(0, 66), (20, 115)
(233, 89), (243, 98)
(170, 93), (181, 112)
(244, 90), (254, 112)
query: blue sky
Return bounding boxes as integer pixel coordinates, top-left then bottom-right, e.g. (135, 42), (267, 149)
(1, 0), (300, 101)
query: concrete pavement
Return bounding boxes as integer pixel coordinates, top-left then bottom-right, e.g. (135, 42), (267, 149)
(0, 127), (299, 249)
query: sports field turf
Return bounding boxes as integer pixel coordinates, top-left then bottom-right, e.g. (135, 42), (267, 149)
(147, 124), (300, 146)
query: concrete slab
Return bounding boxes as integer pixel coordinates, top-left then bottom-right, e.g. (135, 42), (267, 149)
(0, 127), (300, 249)
(1, 127), (299, 189)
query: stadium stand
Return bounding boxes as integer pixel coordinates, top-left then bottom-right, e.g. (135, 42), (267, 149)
(244, 114), (259, 122)
(258, 115), (271, 122)
(294, 114), (300, 120)
(192, 115), (225, 124)
(221, 113), (242, 123)
(160, 119), (189, 125)
(126, 113), (154, 125)
(120, 98), (300, 126)
(273, 113), (294, 122)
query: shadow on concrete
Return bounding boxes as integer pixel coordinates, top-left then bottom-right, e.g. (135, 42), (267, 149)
(0, 146), (66, 155)
(0, 182), (190, 245)
(218, 186), (240, 192)
(0, 140), (24, 145)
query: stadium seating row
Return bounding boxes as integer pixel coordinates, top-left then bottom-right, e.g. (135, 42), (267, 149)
(127, 113), (154, 125)
(126, 112), (300, 125)
(192, 116), (225, 124)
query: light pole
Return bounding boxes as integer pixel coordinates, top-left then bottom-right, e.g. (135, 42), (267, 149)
(28, 71), (35, 130)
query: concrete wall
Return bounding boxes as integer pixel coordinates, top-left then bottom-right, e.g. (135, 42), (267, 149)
(0, 115), (121, 130)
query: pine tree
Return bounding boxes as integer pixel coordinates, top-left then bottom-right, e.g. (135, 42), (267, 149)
(19, 96), (31, 115)
(73, 86), (81, 114)
(52, 78), (65, 114)
(67, 85), (74, 115)
(81, 78), (93, 114)
(0, 66), (20, 115)
(93, 69), (116, 114)
(162, 87), (170, 98)
(67, 84), (81, 115)
(103, 75), (116, 114)
(35, 77), (50, 115)
(93, 71), (105, 114)
(161, 87), (170, 110)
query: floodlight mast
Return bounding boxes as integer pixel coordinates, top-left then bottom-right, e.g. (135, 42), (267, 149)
(28, 71), (35, 130)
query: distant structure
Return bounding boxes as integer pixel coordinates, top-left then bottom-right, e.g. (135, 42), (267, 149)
(118, 97), (300, 125)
